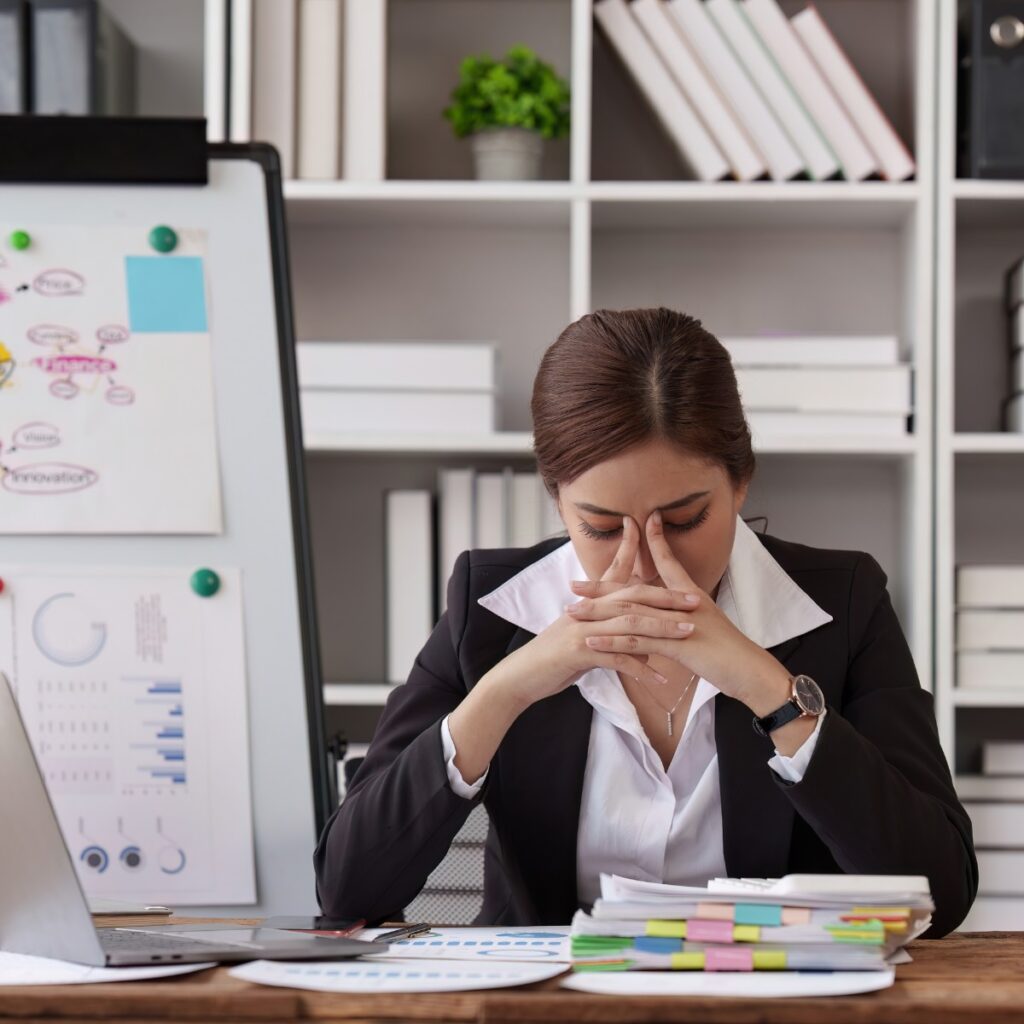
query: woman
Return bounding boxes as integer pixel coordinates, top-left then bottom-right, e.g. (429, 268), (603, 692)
(314, 307), (977, 937)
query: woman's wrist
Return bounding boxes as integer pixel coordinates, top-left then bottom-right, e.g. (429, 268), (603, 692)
(447, 663), (531, 784)
(734, 652), (793, 718)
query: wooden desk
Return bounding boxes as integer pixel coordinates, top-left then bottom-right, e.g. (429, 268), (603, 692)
(1, 920), (1023, 1023)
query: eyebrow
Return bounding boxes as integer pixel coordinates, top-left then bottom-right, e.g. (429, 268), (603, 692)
(572, 491), (711, 518)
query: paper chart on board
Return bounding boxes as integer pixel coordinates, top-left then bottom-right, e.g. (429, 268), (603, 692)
(228, 957), (567, 994)
(0, 565), (255, 904)
(0, 225), (222, 533)
(358, 927), (572, 963)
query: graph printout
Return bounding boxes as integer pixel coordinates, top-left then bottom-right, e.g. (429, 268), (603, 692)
(0, 566), (255, 904)
(0, 226), (222, 533)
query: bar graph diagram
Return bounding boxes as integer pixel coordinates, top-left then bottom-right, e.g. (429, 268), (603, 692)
(123, 676), (187, 791)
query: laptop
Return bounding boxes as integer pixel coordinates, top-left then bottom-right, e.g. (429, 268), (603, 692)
(0, 672), (383, 966)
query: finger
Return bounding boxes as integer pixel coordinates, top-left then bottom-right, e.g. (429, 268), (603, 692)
(645, 509), (699, 592)
(591, 651), (671, 687)
(584, 632), (693, 659)
(584, 613), (695, 638)
(599, 515), (639, 586)
(566, 582), (700, 613)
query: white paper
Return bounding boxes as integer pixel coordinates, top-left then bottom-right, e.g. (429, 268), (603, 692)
(561, 967), (895, 998)
(0, 225), (222, 533)
(0, 950), (215, 985)
(358, 927), (571, 962)
(0, 566), (255, 904)
(228, 957), (567, 993)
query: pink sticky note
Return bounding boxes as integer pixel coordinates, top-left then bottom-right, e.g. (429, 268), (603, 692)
(687, 919), (735, 944)
(697, 902), (734, 921)
(706, 946), (753, 971)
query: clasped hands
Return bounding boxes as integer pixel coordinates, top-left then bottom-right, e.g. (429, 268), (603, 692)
(565, 510), (791, 717)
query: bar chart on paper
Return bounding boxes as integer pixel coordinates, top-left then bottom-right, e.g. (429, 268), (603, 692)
(0, 567), (256, 903)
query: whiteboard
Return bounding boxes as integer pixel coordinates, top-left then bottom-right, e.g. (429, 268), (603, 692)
(0, 147), (327, 916)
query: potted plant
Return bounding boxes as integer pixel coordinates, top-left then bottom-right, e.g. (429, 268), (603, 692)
(443, 44), (571, 181)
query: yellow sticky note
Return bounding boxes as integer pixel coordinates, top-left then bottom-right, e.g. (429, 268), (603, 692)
(753, 950), (787, 970)
(733, 924), (761, 943)
(670, 952), (706, 970)
(647, 920), (688, 939)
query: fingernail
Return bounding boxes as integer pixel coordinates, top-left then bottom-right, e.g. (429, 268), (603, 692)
(585, 637), (602, 646)
(653, 672), (668, 684)
(564, 601), (582, 612)
(677, 622), (694, 633)
(682, 593), (699, 606)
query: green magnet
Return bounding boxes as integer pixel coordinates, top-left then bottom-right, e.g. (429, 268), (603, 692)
(190, 567), (220, 597)
(9, 230), (30, 250)
(148, 224), (178, 253)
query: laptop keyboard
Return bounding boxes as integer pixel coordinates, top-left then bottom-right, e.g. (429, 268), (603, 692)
(99, 929), (224, 954)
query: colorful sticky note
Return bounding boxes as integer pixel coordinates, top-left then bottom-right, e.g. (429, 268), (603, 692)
(752, 950), (787, 970)
(646, 920), (688, 939)
(706, 946), (753, 972)
(732, 924), (761, 943)
(125, 256), (207, 333)
(669, 951), (706, 970)
(686, 918), (735, 944)
(735, 903), (783, 926)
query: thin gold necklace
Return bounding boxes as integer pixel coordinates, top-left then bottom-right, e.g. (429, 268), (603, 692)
(634, 669), (699, 737)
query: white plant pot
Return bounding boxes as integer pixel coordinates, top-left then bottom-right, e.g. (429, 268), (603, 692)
(470, 127), (544, 181)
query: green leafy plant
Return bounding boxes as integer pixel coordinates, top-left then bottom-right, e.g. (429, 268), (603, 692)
(443, 44), (571, 140)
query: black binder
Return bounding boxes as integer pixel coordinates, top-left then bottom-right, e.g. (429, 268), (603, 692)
(959, 0), (1024, 179)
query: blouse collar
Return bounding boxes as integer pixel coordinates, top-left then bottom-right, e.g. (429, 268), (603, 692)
(476, 515), (833, 651)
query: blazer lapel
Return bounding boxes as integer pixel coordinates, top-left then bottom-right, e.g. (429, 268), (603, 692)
(716, 636), (802, 879)
(498, 626), (593, 923)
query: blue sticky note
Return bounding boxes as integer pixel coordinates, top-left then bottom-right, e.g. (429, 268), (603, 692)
(125, 256), (207, 332)
(735, 902), (783, 926)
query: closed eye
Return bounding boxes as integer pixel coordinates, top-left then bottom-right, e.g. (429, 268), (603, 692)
(577, 506), (711, 541)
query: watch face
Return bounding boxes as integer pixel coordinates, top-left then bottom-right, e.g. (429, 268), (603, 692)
(793, 675), (825, 715)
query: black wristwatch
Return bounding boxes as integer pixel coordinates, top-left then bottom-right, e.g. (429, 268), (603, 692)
(752, 674), (825, 737)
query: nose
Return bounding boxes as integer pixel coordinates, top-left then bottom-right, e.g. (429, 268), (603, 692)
(633, 542), (659, 584)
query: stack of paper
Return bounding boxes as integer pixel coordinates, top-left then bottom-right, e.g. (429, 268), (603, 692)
(569, 874), (933, 972)
(960, 734), (1024, 916)
(719, 334), (911, 438)
(297, 341), (499, 436)
(956, 566), (1024, 689)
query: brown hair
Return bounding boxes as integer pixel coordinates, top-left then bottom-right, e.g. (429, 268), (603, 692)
(531, 307), (755, 498)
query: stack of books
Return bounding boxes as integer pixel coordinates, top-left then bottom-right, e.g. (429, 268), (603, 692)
(593, 0), (914, 182)
(1005, 256), (1023, 433)
(959, 745), (1024, 915)
(296, 341), (498, 437)
(385, 469), (563, 683)
(569, 873), (933, 973)
(250, 0), (386, 180)
(955, 566), (1024, 690)
(719, 334), (912, 438)
(436, 467), (563, 616)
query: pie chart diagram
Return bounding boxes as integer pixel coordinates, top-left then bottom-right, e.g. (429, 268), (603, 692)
(32, 592), (107, 666)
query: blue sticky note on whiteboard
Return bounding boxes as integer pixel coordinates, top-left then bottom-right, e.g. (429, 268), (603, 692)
(125, 256), (208, 332)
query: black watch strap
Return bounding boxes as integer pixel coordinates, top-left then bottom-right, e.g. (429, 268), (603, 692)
(752, 698), (803, 737)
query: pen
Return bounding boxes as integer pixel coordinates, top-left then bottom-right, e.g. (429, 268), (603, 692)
(372, 923), (433, 943)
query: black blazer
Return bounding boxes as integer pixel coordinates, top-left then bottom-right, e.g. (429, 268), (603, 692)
(314, 531), (978, 937)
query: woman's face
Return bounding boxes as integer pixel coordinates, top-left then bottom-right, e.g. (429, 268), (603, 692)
(556, 438), (749, 597)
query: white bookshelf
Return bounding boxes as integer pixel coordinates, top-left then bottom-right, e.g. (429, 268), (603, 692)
(267, 0), (939, 719)
(192, 4), (936, 713)
(125, 0), (1024, 928)
(934, 0), (1024, 931)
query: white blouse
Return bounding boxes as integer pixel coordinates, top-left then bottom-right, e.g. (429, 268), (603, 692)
(441, 516), (833, 906)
